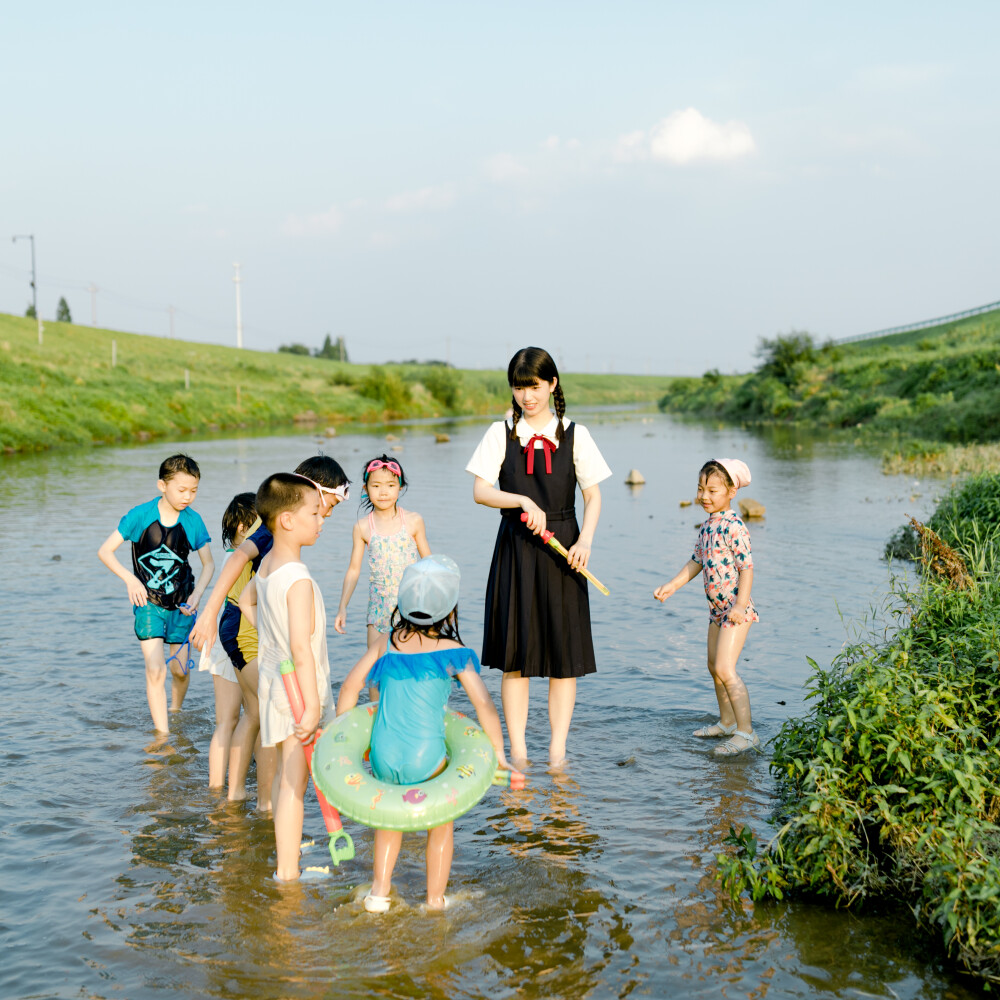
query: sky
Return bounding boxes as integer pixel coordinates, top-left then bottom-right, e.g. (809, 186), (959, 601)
(2, 2), (998, 375)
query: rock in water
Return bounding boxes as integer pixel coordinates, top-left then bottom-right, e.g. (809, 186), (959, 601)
(739, 498), (766, 519)
(625, 469), (645, 485)
(435, 433), (450, 443)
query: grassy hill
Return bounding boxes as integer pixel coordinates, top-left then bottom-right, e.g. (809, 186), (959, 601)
(0, 313), (675, 453)
(658, 306), (1000, 450)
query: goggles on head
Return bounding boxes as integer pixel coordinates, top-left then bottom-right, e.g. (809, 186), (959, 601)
(364, 459), (402, 481)
(295, 474), (350, 503)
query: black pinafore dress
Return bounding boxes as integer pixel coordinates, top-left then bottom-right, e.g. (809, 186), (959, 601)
(481, 422), (597, 679)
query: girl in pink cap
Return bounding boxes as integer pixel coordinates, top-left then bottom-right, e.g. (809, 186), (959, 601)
(654, 458), (760, 755)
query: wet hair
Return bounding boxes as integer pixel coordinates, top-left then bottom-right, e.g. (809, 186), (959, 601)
(221, 492), (257, 549)
(388, 607), (463, 649)
(294, 454), (349, 490)
(359, 454), (408, 512)
(699, 460), (734, 489)
(507, 346), (566, 444)
(255, 473), (315, 531)
(159, 454), (201, 482)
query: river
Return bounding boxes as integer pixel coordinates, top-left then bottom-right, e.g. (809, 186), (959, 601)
(0, 410), (977, 999)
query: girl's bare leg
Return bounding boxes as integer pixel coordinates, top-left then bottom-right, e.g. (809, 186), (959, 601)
(367, 625), (382, 702)
(501, 672), (529, 764)
(273, 736), (308, 881)
(209, 675), (242, 788)
(707, 621), (753, 733)
(371, 829), (403, 898)
(425, 822), (454, 909)
(167, 641), (191, 712)
(140, 638), (170, 734)
(547, 677), (577, 765)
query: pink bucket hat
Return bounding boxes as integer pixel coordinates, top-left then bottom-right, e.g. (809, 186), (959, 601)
(715, 458), (752, 489)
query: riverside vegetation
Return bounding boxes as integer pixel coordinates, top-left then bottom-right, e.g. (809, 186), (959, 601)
(0, 313), (674, 453)
(658, 306), (1000, 475)
(720, 472), (1000, 985)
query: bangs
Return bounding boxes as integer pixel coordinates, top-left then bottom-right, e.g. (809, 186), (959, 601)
(509, 364), (543, 389)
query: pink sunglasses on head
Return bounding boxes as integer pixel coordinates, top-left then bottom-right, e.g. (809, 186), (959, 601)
(364, 459), (402, 480)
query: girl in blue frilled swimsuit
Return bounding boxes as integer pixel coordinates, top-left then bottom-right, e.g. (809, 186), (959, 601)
(337, 555), (509, 914)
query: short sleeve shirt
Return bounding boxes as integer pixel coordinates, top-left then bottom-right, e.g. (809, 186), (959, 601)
(692, 509), (753, 613)
(247, 521), (274, 562)
(465, 415), (612, 490)
(118, 498), (211, 609)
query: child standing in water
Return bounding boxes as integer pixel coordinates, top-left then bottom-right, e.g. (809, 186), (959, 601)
(238, 474), (333, 882)
(467, 347), (611, 767)
(337, 555), (509, 912)
(654, 458), (760, 755)
(334, 455), (430, 649)
(98, 454), (215, 735)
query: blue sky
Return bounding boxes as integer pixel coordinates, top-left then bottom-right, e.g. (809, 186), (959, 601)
(2, 2), (997, 374)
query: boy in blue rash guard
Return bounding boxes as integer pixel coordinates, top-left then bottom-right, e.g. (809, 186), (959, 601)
(98, 454), (215, 735)
(337, 555), (510, 914)
(189, 455), (349, 658)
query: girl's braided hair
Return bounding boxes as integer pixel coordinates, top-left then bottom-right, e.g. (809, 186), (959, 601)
(507, 346), (565, 443)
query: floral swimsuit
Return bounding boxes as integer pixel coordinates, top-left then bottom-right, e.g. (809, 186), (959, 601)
(692, 508), (759, 628)
(367, 509), (420, 633)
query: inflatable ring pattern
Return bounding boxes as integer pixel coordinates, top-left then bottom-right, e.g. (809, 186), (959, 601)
(311, 704), (499, 832)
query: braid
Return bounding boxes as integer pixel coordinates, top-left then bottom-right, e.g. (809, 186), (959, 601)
(553, 383), (566, 443)
(509, 395), (522, 439)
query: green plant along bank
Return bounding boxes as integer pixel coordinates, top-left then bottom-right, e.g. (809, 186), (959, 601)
(719, 472), (1000, 984)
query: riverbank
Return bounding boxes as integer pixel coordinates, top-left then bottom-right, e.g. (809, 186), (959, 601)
(720, 472), (1000, 985)
(0, 312), (675, 453)
(657, 306), (1000, 476)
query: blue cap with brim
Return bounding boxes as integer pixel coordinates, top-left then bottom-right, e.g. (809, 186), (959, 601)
(397, 554), (461, 624)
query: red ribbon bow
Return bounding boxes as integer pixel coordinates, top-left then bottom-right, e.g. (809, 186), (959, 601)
(523, 434), (554, 475)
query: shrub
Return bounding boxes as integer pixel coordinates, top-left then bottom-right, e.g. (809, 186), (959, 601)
(357, 366), (412, 415)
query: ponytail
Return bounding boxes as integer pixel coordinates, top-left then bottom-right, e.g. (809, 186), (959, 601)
(553, 382), (566, 444)
(509, 395), (523, 440)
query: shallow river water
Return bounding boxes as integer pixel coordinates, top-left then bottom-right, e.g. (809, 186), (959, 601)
(0, 411), (979, 999)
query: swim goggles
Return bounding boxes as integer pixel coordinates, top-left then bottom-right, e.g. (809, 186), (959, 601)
(363, 459), (402, 480)
(294, 474), (350, 503)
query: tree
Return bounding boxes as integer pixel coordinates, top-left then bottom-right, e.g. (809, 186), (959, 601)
(278, 343), (311, 355)
(56, 297), (72, 323)
(315, 334), (349, 362)
(25, 303), (36, 319)
(754, 332), (817, 386)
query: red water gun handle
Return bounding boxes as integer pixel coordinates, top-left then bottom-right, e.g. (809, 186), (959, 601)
(279, 661), (355, 865)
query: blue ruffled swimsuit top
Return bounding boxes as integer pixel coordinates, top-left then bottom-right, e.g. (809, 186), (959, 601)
(366, 646), (481, 786)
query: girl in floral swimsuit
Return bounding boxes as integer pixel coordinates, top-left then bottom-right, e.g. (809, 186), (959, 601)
(335, 455), (431, 664)
(654, 458), (760, 756)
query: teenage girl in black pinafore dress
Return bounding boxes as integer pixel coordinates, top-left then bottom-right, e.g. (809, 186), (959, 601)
(468, 347), (609, 766)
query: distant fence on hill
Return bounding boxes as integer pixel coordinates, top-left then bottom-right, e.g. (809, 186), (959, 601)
(836, 299), (1000, 345)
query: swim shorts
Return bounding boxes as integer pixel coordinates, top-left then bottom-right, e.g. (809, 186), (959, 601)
(133, 603), (195, 644)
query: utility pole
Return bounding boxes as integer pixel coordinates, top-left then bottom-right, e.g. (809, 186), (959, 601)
(88, 283), (98, 326)
(12, 234), (42, 345)
(167, 305), (175, 339)
(232, 262), (243, 349)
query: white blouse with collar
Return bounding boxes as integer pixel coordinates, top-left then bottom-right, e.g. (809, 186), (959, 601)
(465, 414), (612, 491)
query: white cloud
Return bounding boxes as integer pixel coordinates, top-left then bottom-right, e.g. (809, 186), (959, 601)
(281, 205), (344, 237)
(616, 108), (755, 166)
(383, 184), (456, 213)
(483, 152), (529, 182)
(613, 129), (649, 163)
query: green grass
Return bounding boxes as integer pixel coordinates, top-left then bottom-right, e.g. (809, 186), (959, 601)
(719, 473), (1000, 984)
(657, 307), (1000, 453)
(0, 313), (676, 453)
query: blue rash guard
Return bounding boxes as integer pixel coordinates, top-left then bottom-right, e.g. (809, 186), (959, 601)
(366, 647), (480, 785)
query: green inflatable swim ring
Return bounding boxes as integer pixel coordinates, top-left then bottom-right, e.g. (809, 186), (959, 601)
(311, 704), (499, 832)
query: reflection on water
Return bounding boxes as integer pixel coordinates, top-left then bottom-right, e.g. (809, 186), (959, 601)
(0, 413), (979, 999)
